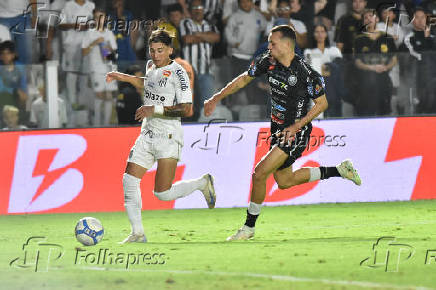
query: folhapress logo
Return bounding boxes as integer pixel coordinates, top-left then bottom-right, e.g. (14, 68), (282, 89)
(9, 237), (64, 272)
(360, 237), (415, 272)
(8, 135), (87, 213)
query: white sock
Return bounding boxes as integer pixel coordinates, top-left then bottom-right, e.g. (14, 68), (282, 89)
(154, 176), (207, 201)
(308, 167), (321, 182)
(103, 99), (112, 125)
(94, 98), (103, 126)
(123, 173), (144, 235)
(247, 201), (262, 215)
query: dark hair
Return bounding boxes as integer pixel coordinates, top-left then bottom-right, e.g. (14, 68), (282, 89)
(271, 25), (296, 42)
(277, 0), (290, 6)
(148, 29), (173, 46)
(93, 6), (106, 14)
(167, 3), (183, 14)
(0, 41), (16, 53)
(414, 6), (427, 14)
(189, 0), (204, 10)
(310, 24), (330, 48)
(125, 64), (142, 75)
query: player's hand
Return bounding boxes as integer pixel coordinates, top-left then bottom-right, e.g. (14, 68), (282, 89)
(135, 105), (154, 121)
(204, 96), (218, 117)
(106, 71), (119, 83)
(94, 37), (105, 45)
(374, 64), (386, 73)
(276, 124), (301, 146)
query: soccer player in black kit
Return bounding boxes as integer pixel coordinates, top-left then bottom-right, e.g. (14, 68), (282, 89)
(204, 25), (362, 241)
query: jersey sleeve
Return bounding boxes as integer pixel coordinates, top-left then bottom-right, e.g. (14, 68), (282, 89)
(247, 52), (270, 77)
(308, 70), (326, 99)
(174, 67), (192, 104)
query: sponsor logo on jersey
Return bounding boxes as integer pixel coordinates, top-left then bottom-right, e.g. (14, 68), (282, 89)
(248, 61), (257, 75)
(163, 70), (171, 77)
(271, 114), (284, 124)
(288, 75), (297, 86)
(148, 82), (155, 88)
(175, 69), (189, 91)
(145, 90), (166, 102)
(158, 77), (168, 87)
(307, 82), (314, 96)
(268, 65), (275, 71)
(271, 99), (286, 112)
(271, 87), (286, 96)
(319, 76), (325, 88)
(269, 77), (288, 90)
(315, 84), (322, 94)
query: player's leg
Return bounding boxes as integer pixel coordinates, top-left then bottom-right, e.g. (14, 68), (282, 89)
(227, 146), (288, 241)
(120, 134), (155, 244)
(153, 158), (216, 208)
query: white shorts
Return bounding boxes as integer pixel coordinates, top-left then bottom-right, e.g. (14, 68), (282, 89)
(91, 72), (117, 93)
(62, 45), (84, 72)
(127, 132), (182, 169)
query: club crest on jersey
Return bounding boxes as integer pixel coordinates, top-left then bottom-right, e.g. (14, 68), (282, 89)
(288, 75), (297, 86)
(163, 70), (171, 77)
(158, 77), (168, 87)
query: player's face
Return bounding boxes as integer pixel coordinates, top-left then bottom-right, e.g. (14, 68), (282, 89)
(268, 32), (292, 59)
(314, 25), (327, 43)
(149, 42), (173, 67)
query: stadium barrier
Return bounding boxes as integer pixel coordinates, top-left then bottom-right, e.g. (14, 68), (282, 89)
(1, 116), (436, 215)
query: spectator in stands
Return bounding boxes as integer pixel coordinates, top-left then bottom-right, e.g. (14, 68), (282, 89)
(354, 9), (397, 116)
(29, 84), (67, 128)
(404, 7), (436, 114)
(0, 0), (36, 64)
(2, 105), (27, 130)
(115, 65), (143, 125)
(82, 7), (118, 127)
(45, 0), (66, 61)
(159, 4), (184, 54)
(305, 24), (343, 117)
(59, 0), (94, 110)
(180, 0), (220, 119)
(161, 0), (190, 18)
(334, 0), (367, 114)
(108, 0), (138, 72)
(268, 0), (308, 48)
(0, 24), (11, 43)
(224, 0), (266, 111)
(0, 41), (28, 123)
(376, 6), (404, 114)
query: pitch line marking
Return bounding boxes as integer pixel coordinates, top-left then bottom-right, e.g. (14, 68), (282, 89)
(79, 266), (433, 289)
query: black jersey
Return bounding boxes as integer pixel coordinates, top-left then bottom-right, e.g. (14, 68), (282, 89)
(354, 32), (397, 66)
(248, 52), (325, 134)
(334, 14), (363, 54)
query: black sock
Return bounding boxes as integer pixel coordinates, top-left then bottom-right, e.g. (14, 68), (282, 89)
(320, 167), (341, 180)
(244, 210), (259, 228)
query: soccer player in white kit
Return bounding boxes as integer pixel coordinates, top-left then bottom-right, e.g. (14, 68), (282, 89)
(106, 30), (216, 243)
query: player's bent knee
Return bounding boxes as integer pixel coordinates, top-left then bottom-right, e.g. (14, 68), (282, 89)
(154, 189), (173, 201)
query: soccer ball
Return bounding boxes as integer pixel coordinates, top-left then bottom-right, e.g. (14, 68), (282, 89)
(75, 217), (104, 246)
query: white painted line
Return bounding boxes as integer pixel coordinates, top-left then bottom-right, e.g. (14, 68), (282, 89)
(78, 266), (433, 290)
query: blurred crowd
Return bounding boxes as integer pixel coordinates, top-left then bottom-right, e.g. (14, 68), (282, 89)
(0, 0), (435, 130)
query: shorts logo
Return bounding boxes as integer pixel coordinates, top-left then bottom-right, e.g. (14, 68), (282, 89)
(288, 75), (297, 86)
(163, 70), (171, 77)
(175, 69), (189, 91)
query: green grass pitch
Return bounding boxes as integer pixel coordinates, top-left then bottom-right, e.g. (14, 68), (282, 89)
(2, 200), (436, 290)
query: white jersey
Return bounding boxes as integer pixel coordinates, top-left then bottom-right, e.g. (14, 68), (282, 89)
(141, 60), (192, 145)
(60, 0), (94, 46)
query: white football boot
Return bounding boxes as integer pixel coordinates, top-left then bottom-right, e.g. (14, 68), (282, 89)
(119, 233), (147, 244)
(226, 225), (255, 241)
(201, 174), (216, 209)
(336, 159), (362, 186)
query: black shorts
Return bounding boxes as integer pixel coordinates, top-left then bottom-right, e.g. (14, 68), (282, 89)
(270, 123), (312, 170)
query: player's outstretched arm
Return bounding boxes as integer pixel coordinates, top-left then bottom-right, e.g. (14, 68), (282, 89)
(135, 103), (192, 121)
(204, 72), (254, 116)
(106, 71), (144, 89)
